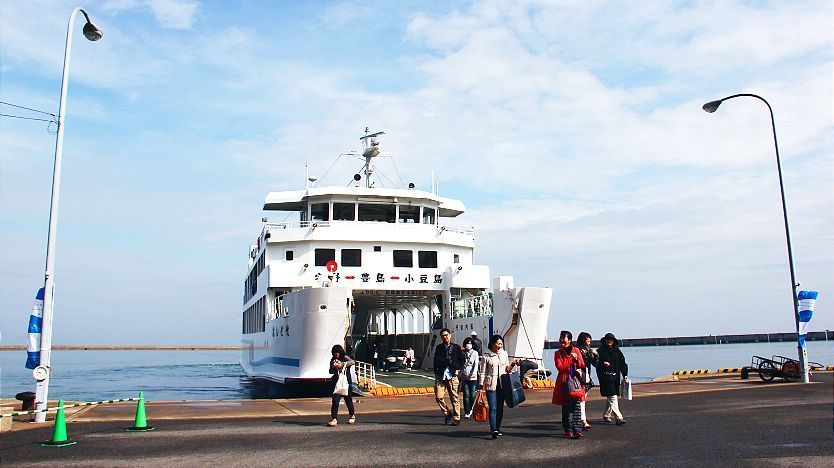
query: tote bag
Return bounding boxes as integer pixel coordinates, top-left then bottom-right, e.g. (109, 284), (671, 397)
(619, 376), (632, 400)
(566, 365), (585, 401)
(473, 390), (488, 422)
(333, 369), (349, 396)
(500, 372), (527, 408)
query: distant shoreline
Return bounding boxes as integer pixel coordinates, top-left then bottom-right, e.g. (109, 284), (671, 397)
(0, 345), (241, 351)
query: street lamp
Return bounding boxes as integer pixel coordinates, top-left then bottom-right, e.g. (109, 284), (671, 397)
(702, 93), (808, 383)
(34, 6), (103, 423)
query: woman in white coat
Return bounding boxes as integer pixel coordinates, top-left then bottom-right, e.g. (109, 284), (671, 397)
(478, 334), (520, 439)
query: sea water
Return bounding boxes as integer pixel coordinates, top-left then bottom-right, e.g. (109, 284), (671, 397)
(2, 341), (833, 401)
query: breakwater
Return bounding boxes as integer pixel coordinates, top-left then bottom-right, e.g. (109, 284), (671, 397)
(0, 345), (241, 351)
(544, 331), (834, 349)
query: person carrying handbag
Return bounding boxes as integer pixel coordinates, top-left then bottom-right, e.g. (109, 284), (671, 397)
(327, 344), (356, 427)
(477, 334), (520, 439)
(576, 331), (598, 430)
(551, 330), (585, 439)
(596, 333), (628, 425)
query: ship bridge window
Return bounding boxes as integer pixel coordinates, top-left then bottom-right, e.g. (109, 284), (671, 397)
(315, 248), (336, 266)
(341, 249), (362, 267)
(422, 207), (436, 225)
(393, 249), (413, 267)
(358, 204), (395, 223)
(311, 203), (329, 221)
(398, 205), (420, 224)
(333, 203), (355, 221)
(418, 250), (437, 268)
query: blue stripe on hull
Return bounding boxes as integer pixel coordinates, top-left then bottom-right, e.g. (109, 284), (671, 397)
(242, 339), (301, 368)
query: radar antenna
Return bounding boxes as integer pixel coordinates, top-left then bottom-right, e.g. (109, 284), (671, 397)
(359, 127), (385, 188)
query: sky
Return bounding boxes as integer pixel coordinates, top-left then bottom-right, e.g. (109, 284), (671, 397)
(1, 0), (832, 346)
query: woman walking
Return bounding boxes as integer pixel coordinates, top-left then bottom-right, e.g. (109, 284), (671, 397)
(552, 330), (585, 439)
(576, 331), (598, 430)
(327, 344), (356, 427)
(460, 337), (479, 418)
(596, 333), (628, 425)
(478, 334), (520, 439)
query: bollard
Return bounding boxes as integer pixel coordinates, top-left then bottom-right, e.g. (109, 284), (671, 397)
(42, 400), (76, 447)
(126, 392), (154, 432)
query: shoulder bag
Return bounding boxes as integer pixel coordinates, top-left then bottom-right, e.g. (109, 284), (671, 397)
(566, 365), (585, 401)
(333, 369), (349, 396)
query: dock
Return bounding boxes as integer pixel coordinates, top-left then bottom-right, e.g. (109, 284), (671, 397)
(1, 373), (831, 465)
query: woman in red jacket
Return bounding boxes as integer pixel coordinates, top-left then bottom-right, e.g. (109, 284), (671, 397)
(552, 330), (585, 439)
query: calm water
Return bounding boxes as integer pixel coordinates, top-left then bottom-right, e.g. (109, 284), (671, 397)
(2, 342), (833, 401)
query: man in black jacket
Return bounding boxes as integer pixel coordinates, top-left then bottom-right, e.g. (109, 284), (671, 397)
(433, 328), (464, 425)
(595, 332), (629, 425)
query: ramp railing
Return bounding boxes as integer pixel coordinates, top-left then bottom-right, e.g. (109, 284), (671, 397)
(354, 360), (377, 391)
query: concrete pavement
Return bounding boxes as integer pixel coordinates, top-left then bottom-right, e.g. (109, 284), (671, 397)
(1, 374), (832, 466)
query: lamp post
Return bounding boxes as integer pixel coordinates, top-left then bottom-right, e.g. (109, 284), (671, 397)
(702, 93), (809, 383)
(33, 6), (102, 423)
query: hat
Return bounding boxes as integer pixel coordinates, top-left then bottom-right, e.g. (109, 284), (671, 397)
(470, 331), (478, 336)
(603, 333), (619, 345)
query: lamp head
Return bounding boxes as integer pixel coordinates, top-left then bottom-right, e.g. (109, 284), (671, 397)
(83, 22), (103, 41)
(702, 100), (722, 113)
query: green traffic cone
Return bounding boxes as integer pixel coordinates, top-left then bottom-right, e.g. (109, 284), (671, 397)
(127, 392), (154, 432)
(42, 400), (77, 447)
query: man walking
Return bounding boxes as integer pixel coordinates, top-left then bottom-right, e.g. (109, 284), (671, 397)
(470, 331), (483, 354)
(433, 328), (464, 425)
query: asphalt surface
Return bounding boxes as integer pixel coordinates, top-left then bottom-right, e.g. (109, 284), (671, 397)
(2, 374), (832, 467)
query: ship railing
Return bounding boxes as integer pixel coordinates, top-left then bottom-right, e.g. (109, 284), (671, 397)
(260, 222), (474, 236)
(451, 293), (493, 319)
(354, 360), (377, 391)
(507, 356), (551, 381)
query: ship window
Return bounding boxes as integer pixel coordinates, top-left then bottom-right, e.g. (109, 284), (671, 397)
(315, 248), (336, 266)
(398, 205), (420, 224)
(393, 250), (413, 267)
(422, 207), (436, 224)
(341, 249), (362, 267)
(285, 250), (294, 261)
(374, 245), (382, 252)
(454, 254), (460, 264)
(311, 203), (329, 221)
(418, 250), (437, 268)
(333, 203), (355, 221)
(358, 204), (395, 223)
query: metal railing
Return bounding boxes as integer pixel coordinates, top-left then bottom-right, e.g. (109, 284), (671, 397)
(451, 293), (492, 319)
(260, 222), (474, 236)
(508, 356), (551, 381)
(354, 360), (377, 391)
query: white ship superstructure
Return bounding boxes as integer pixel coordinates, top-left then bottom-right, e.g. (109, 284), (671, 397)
(240, 131), (552, 390)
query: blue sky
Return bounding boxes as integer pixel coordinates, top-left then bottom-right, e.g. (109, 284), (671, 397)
(1, 0), (832, 346)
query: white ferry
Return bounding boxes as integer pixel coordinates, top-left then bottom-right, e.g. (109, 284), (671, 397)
(240, 130), (552, 392)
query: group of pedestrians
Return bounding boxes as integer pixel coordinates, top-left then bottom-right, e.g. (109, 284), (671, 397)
(327, 329), (629, 441)
(553, 330), (629, 439)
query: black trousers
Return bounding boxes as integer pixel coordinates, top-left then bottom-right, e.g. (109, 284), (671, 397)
(331, 394), (355, 419)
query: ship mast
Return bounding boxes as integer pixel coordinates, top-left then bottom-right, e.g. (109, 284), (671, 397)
(359, 127), (384, 188)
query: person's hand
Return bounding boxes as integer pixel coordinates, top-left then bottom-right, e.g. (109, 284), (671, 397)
(603, 361), (611, 367)
(590, 349), (598, 356)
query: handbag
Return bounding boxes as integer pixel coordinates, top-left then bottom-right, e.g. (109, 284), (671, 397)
(565, 365), (585, 401)
(620, 376), (633, 400)
(473, 390), (488, 422)
(333, 369), (349, 396)
(500, 372), (526, 408)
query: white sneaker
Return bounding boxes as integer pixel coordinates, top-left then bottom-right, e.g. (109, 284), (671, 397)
(347, 415), (356, 425)
(464, 412), (472, 419)
(327, 419), (338, 427)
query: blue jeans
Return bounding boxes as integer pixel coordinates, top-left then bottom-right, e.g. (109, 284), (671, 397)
(485, 386), (506, 432)
(461, 380), (477, 415)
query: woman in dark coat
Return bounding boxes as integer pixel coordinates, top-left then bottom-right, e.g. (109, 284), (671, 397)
(576, 331), (598, 430)
(327, 344), (356, 427)
(595, 333), (628, 424)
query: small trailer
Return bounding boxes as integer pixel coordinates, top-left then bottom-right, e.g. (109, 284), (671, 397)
(749, 355), (802, 382)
